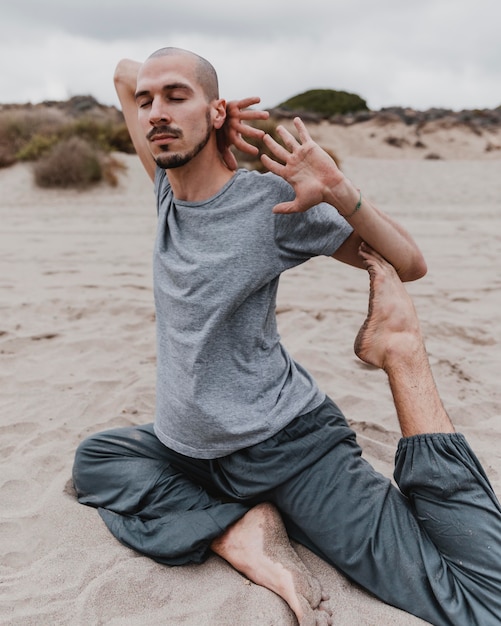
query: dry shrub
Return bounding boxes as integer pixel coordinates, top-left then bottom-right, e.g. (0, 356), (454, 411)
(107, 122), (135, 153)
(0, 144), (17, 168)
(34, 137), (103, 189)
(0, 108), (67, 151)
(0, 105), (134, 179)
(0, 108), (69, 167)
(0, 112), (31, 167)
(62, 117), (133, 153)
(384, 135), (409, 148)
(101, 154), (127, 187)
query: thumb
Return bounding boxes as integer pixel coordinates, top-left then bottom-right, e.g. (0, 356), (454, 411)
(222, 146), (238, 171)
(272, 201), (300, 214)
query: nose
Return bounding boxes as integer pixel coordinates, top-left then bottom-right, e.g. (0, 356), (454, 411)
(149, 97), (171, 125)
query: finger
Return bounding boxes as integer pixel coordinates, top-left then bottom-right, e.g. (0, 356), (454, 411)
(260, 153), (284, 176)
(275, 124), (299, 152)
(272, 201), (296, 214)
(222, 146), (238, 171)
(235, 123), (265, 141)
(262, 133), (291, 164)
(227, 98), (269, 122)
(293, 116), (311, 144)
(240, 108), (270, 122)
(232, 133), (259, 156)
(272, 201), (305, 214)
(232, 96), (261, 109)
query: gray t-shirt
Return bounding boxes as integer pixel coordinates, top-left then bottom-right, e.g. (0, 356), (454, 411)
(153, 167), (353, 458)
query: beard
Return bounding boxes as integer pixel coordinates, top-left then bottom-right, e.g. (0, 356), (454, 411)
(153, 111), (212, 170)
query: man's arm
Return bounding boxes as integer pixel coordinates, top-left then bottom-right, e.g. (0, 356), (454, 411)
(114, 59), (156, 182)
(261, 117), (427, 282)
(328, 203), (426, 282)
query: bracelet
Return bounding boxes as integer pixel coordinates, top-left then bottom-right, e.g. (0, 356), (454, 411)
(342, 189), (362, 218)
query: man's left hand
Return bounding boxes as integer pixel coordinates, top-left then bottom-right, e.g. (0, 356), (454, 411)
(261, 117), (345, 214)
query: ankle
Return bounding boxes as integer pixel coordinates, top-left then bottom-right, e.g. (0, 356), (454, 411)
(382, 332), (425, 374)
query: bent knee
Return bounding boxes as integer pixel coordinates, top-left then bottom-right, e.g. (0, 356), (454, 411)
(72, 424), (158, 506)
(72, 432), (108, 499)
(72, 428), (130, 499)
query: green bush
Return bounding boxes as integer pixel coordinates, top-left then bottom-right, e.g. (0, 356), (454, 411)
(16, 134), (59, 161)
(278, 89), (368, 117)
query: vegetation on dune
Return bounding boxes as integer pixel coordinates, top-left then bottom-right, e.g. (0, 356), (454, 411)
(2, 91), (501, 188)
(277, 89), (369, 117)
(33, 137), (126, 189)
(0, 97), (134, 188)
(0, 96), (340, 183)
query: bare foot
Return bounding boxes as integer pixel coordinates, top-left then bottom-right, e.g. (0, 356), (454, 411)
(354, 244), (455, 436)
(211, 502), (332, 625)
(354, 243), (424, 372)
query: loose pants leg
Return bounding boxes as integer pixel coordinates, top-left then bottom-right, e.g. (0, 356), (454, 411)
(253, 399), (501, 626)
(73, 424), (248, 565)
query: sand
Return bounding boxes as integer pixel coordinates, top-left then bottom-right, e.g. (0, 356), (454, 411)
(1, 133), (501, 625)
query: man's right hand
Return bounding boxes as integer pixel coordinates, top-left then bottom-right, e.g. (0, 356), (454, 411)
(217, 97), (269, 170)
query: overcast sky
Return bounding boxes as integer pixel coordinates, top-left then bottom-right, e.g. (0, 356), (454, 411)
(2, 0), (500, 112)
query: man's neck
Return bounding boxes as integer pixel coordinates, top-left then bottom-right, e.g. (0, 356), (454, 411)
(166, 149), (235, 202)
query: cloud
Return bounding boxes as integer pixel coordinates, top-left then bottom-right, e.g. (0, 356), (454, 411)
(2, 0), (501, 111)
(4, 0), (353, 41)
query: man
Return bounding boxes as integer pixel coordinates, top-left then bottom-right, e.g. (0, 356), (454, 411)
(73, 48), (501, 625)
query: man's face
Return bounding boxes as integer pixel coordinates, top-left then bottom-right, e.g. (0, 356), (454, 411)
(135, 55), (213, 169)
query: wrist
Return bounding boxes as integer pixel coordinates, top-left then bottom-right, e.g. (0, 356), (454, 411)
(325, 178), (361, 217)
(339, 189), (362, 219)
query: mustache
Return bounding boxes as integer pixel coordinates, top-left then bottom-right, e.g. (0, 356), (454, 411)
(146, 125), (183, 141)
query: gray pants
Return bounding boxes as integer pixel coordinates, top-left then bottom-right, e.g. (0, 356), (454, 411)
(73, 397), (501, 626)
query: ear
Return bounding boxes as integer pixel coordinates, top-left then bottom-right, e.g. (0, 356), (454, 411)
(212, 98), (227, 130)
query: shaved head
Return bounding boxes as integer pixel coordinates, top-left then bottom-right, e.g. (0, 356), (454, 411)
(148, 47), (219, 102)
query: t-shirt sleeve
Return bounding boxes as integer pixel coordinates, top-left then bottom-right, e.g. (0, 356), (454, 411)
(154, 166), (171, 215)
(274, 202), (354, 264)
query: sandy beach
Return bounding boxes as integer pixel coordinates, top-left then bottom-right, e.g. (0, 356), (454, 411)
(1, 125), (501, 625)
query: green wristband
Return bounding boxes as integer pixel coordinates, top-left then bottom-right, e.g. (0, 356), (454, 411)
(343, 189), (362, 218)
